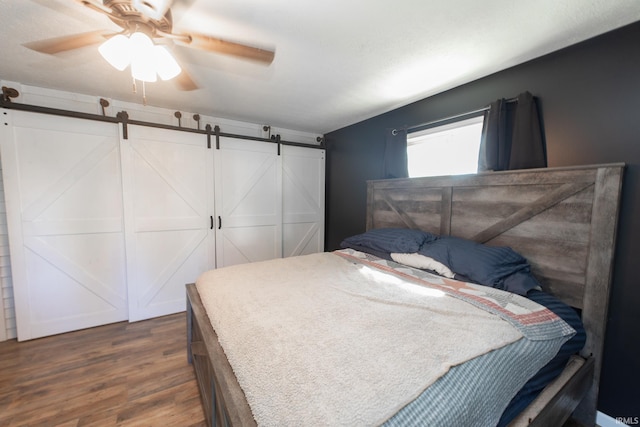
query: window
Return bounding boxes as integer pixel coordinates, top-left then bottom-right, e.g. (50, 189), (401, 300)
(407, 115), (483, 178)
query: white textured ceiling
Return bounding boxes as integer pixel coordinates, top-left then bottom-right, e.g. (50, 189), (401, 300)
(1, 0), (639, 134)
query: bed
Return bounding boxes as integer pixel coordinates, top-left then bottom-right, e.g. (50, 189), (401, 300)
(186, 163), (624, 426)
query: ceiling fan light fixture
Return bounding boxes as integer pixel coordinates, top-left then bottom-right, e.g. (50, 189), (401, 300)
(99, 32), (181, 83)
(98, 34), (131, 71)
(154, 45), (182, 80)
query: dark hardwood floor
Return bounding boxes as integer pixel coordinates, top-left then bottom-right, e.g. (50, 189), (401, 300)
(0, 313), (206, 427)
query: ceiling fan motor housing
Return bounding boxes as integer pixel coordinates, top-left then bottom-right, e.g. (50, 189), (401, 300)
(102, 0), (173, 35)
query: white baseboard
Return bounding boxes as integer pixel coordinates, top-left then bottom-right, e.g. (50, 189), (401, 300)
(598, 411), (640, 427)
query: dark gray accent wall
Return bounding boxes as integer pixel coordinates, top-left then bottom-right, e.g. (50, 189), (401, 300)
(325, 21), (640, 419)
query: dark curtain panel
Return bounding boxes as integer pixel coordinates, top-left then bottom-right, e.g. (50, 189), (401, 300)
(478, 91), (546, 172)
(382, 127), (408, 179)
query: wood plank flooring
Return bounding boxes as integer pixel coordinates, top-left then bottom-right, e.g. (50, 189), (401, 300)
(0, 313), (206, 427)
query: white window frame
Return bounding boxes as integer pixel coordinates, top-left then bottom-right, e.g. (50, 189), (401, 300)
(407, 115), (484, 178)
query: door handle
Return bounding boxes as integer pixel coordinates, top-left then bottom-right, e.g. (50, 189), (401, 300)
(210, 216), (214, 230)
(218, 216), (222, 230)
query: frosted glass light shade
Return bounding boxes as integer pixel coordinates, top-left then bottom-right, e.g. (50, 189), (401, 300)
(129, 32), (154, 54)
(98, 34), (130, 71)
(131, 56), (157, 82)
(129, 32), (157, 82)
(154, 46), (181, 80)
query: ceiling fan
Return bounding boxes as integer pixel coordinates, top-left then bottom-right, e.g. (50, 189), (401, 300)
(23, 0), (276, 91)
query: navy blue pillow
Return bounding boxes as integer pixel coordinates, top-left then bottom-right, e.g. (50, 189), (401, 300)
(340, 228), (438, 254)
(418, 236), (540, 295)
(501, 271), (542, 296)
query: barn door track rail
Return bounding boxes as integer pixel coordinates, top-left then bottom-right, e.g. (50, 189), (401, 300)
(0, 87), (324, 150)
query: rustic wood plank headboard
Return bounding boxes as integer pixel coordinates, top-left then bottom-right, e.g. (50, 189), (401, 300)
(366, 163), (624, 422)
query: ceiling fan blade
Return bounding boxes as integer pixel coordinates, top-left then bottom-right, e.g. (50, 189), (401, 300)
(175, 68), (199, 91)
(24, 30), (113, 54)
(175, 33), (275, 64)
(29, 0), (100, 24)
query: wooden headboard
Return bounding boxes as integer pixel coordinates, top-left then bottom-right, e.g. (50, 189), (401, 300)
(366, 163), (624, 422)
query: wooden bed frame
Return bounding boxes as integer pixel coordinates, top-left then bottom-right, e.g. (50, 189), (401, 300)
(187, 163), (624, 427)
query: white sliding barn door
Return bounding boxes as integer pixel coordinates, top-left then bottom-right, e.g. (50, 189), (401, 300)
(0, 110), (127, 340)
(282, 145), (325, 256)
(214, 137), (282, 267)
(121, 125), (214, 321)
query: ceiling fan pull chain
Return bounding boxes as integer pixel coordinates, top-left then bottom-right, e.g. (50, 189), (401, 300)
(142, 81), (147, 106)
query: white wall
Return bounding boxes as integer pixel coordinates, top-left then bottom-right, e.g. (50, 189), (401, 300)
(0, 80), (322, 341)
